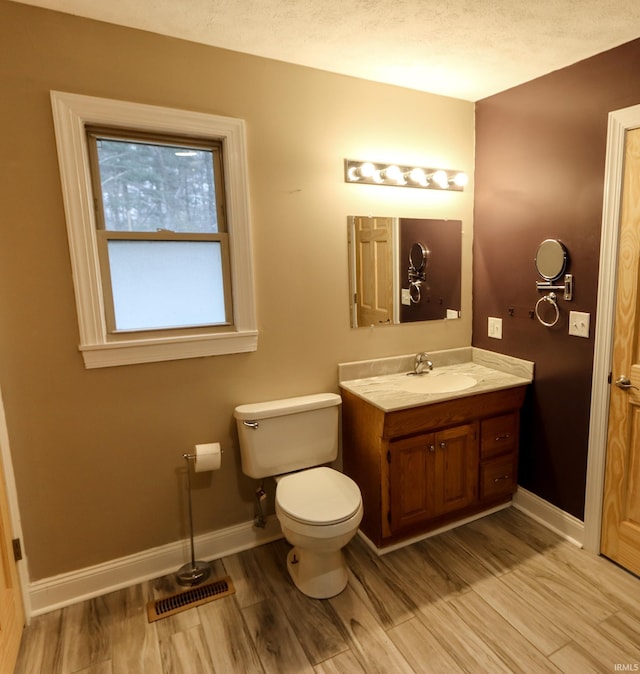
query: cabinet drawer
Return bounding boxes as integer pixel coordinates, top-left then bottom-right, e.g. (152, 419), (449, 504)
(481, 413), (517, 459)
(480, 455), (516, 501)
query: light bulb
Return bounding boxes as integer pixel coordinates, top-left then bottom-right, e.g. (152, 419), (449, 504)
(381, 165), (402, 183)
(452, 172), (468, 187)
(407, 167), (427, 186)
(347, 161), (376, 181)
(359, 162), (375, 178)
(432, 170), (449, 189)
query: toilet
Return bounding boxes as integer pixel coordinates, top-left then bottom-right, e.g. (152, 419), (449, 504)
(234, 393), (363, 599)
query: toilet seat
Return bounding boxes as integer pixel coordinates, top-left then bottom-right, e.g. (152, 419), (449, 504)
(276, 466), (361, 526)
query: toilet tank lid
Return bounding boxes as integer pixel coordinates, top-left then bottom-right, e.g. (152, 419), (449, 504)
(234, 392), (341, 420)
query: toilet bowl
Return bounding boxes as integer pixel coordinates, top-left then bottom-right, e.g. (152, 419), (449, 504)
(234, 393), (363, 599)
(275, 466), (363, 598)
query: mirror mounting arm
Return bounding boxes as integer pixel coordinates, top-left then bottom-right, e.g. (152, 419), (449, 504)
(536, 273), (573, 301)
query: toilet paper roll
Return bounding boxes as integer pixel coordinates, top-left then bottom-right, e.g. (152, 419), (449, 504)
(193, 442), (222, 472)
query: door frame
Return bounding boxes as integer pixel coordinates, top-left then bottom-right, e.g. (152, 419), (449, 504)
(584, 104), (640, 553)
(0, 386), (30, 619)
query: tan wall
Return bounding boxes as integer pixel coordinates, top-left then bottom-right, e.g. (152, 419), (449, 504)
(0, 1), (475, 580)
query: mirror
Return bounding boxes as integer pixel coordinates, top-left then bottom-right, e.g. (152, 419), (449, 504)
(348, 216), (462, 327)
(535, 239), (567, 281)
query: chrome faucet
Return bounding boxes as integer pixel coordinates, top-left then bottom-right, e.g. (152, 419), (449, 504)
(412, 352), (433, 375)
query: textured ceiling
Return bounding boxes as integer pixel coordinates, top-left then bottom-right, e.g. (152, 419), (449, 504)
(13, 0), (640, 100)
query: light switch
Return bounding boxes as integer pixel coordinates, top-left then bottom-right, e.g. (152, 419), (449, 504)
(569, 311), (590, 338)
(401, 288), (411, 306)
(488, 316), (502, 339)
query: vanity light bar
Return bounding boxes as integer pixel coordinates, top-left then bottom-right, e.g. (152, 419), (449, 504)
(344, 159), (467, 191)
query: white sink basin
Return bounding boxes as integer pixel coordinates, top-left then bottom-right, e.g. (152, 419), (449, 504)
(398, 372), (477, 394)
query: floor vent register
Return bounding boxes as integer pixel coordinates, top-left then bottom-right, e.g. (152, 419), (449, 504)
(146, 576), (235, 622)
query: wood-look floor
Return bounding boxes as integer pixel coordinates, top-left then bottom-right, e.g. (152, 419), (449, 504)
(14, 508), (640, 673)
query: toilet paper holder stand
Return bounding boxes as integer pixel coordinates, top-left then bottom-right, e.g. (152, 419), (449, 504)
(176, 451), (212, 586)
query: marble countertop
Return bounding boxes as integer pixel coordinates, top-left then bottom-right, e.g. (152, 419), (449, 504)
(338, 348), (534, 412)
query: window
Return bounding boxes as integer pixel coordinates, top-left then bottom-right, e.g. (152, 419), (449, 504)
(87, 128), (233, 333)
(50, 92), (257, 368)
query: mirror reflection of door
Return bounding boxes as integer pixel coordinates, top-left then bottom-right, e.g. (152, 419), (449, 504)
(352, 216), (393, 327)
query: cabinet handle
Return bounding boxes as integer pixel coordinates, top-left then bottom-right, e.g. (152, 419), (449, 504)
(439, 441), (447, 449)
(428, 444), (435, 452)
(493, 474), (511, 483)
(495, 433), (511, 441)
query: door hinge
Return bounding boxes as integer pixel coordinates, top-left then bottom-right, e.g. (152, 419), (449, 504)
(608, 371), (612, 384)
(386, 450), (391, 464)
(387, 510), (391, 524)
(12, 538), (22, 562)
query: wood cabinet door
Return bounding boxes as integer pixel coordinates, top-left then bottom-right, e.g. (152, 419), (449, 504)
(389, 432), (436, 531)
(388, 423), (478, 533)
(434, 423), (479, 516)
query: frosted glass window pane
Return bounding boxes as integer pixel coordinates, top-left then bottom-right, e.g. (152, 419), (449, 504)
(107, 241), (226, 331)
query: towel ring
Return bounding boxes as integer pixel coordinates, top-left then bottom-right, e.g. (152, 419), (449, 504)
(409, 281), (422, 304)
(535, 292), (560, 327)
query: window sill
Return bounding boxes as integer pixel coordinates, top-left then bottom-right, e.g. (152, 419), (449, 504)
(80, 330), (258, 368)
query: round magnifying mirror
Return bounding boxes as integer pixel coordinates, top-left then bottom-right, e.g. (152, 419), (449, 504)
(409, 242), (428, 272)
(535, 239), (567, 281)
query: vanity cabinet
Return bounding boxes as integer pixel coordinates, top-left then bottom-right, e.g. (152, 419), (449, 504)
(479, 412), (519, 501)
(389, 423), (478, 531)
(341, 386), (527, 548)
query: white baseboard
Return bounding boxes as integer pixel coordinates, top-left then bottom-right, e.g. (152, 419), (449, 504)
(29, 516), (283, 617)
(28, 489), (584, 617)
(512, 487), (584, 547)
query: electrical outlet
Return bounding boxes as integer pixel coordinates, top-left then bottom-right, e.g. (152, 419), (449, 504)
(488, 316), (503, 339)
(569, 311), (590, 338)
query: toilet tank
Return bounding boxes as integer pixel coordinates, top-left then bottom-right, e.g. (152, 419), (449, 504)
(234, 393), (341, 479)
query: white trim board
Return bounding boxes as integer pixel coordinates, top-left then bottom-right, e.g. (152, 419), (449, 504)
(29, 516), (283, 617)
(512, 487), (584, 548)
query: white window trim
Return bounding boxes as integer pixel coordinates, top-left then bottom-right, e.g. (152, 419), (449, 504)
(50, 91), (257, 368)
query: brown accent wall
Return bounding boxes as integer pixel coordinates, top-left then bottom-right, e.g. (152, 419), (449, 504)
(0, 2), (474, 580)
(474, 39), (640, 519)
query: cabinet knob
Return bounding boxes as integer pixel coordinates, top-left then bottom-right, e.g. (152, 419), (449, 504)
(428, 444), (435, 452)
(440, 441), (447, 449)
